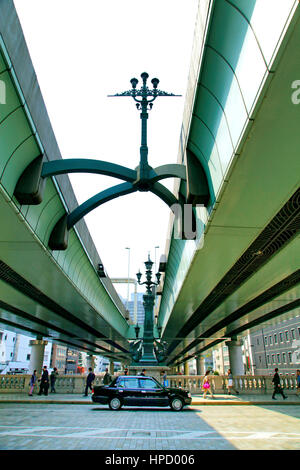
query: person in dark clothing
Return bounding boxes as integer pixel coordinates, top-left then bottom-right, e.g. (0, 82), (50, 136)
(38, 366), (49, 396)
(124, 368), (129, 375)
(139, 369), (146, 376)
(102, 368), (111, 385)
(84, 367), (95, 396)
(28, 370), (37, 396)
(272, 368), (287, 400)
(50, 367), (58, 393)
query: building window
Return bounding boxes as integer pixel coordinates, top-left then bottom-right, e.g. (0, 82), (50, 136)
(291, 329), (295, 340)
(282, 353), (286, 364)
(288, 352), (292, 363)
(279, 332), (283, 342)
(26, 354), (31, 360)
(272, 354), (275, 364)
(277, 354), (281, 363)
(264, 336), (267, 346)
(257, 338), (260, 345)
(259, 356), (262, 363)
(298, 327), (300, 337)
(285, 331), (289, 342)
(274, 334), (277, 344)
(269, 336), (272, 345)
(267, 355), (270, 364)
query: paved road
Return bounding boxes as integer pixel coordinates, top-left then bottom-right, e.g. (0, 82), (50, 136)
(0, 403), (299, 450)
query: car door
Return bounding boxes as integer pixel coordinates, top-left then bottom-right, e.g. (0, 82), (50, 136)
(120, 377), (143, 406)
(138, 378), (169, 406)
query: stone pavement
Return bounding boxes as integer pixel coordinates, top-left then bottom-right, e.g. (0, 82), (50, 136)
(0, 398), (299, 450)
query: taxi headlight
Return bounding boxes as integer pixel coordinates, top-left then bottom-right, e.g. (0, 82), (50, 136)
(187, 392), (191, 398)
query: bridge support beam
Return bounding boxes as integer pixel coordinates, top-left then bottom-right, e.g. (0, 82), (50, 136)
(186, 149), (210, 206)
(86, 355), (96, 371)
(196, 355), (206, 375)
(109, 361), (114, 376)
(28, 337), (48, 375)
(14, 155), (45, 205)
(226, 339), (244, 376)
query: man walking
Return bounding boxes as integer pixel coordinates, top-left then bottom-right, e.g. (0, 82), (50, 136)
(84, 367), (95, 396)
(38, 366), (49, 396)
(272, 368), (287, 400)
(296, 369), (300, 397)
(102, 368), (111, 385)
(50, 367), (58, 393)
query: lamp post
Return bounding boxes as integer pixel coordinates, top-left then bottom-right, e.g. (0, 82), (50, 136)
(135, 254), (162, 364)
(108, 72), (181, 190)
(125, 247), (130, 310)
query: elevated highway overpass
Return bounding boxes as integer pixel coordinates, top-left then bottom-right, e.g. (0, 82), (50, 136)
(157, 0), (300, 367)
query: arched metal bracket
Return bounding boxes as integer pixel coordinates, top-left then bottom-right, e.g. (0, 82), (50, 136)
(14, 74), (211, 251)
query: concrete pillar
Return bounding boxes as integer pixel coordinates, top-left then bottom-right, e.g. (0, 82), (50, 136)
(184, 361), (189, 375)
(226, 339), (244, 375)
(86, 355), (96, 371)
(196, 355), (205, 375)
(109, 361), (114, 376)
(28, 339), (48, 375)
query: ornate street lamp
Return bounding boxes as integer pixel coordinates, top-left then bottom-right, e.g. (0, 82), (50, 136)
(129, 254), (164, 364)
(108, 73), (181, 190)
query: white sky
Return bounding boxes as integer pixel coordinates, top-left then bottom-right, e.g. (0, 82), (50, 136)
(14, 0), (198, 299)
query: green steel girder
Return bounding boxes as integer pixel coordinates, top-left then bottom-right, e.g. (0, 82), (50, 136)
(42, 159), (187, 184)
(67, 182), (136, 229)
(42, 158), (138, 183)
(48, 180), (183, 251)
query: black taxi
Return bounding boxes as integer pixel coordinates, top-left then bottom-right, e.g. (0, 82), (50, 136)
(91, 375), (191, 411)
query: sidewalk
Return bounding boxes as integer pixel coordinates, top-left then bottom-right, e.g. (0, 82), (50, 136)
(0, 392), (299, 405)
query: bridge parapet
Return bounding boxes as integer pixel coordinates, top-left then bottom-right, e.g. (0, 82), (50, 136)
(0, 373), (298, 395)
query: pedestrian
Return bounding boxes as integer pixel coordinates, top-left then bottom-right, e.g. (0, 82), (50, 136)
(272, 368), (287, 400)
(28, 370), (37, 396)
(139, 369), (146, 376)
(162, 370), (168, 387)
(124, 368), (129, 375)
(38, 366), (49, 396)
(50, 367), (58, 393)
(102, 368), (111, 385)
(202, 370), (214, 399)
(296, 369), (300, 397)
(227, 369), (239, 395)
(84, 367), (95, 396)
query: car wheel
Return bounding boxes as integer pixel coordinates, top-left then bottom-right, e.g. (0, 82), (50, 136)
(109, 397), (122, 410)
(170, 397), (184, 411)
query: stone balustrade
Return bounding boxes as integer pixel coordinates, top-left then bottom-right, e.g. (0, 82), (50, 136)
(0, 374), (107, 394)
(167, 374), (299, 394)
(0, 373), (298, 395)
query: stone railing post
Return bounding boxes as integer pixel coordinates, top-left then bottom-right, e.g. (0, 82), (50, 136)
(73, 375), (85, 394)
(265, 375), (274, 394)
(212, 375), (224, 393)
